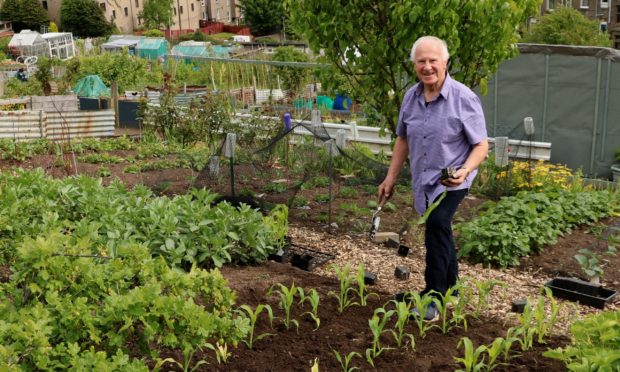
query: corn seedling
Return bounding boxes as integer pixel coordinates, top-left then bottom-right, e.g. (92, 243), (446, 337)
(472, 279), (505, 318)
(301, 288), (321, 330)
(236, 304), (275, 349)
(389, 299), (416, 350)
(332, 349), (361, 372)
(429, 287), (460, 334)
(328, 263), (358, 313)
(270, 282), (301, 332)
(409, 292), (437, 338)
(455, 337), (487, 372)
(485, 337), (508, 371)
(206, 341), (231, 365)
(450, 281), (472, 331)
(365, 307), (395, 368)
(533, 287), (562, 344)
(352, 263), (379, 306)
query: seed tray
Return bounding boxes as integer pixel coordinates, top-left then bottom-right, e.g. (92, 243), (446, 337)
(282, 243), (335, 271)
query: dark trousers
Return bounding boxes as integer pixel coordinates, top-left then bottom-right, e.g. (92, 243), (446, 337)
(421, 189), (468, 297)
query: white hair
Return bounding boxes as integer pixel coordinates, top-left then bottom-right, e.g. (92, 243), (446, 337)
(410, 36), (450, 62)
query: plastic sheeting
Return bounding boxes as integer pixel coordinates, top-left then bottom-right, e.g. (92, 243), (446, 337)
(476, 43), (620, 179)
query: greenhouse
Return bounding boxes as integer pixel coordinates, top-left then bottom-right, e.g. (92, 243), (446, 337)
(171, 41), (238, 62)
(8, 31), (48, 58)
(41, 33), (76, 60)
(136, 38), (168, 60)
(101, 35), (143, 54)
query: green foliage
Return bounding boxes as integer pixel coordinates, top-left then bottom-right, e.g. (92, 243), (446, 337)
(238, 0), (285, 36)
(272, 46), (310, 95)
(75, 51), (151, 92)
(522, 6), (610, 47)
(78, 153), (124, 164)
(337, 186), (359, 199)
(543, 310), (620, 370)
(456, 189), (618, 268)
(574, 246), (617, 282)
(3, 77), (44, 97)
(300, 288), (321, 330)
(139, 0), (173, 29)
(388, 300), (415, 350)
(140, 92), (233, 148)
(34, 57), (56, 95)
(0, 232), (247, 370)
(0, 169), (287, 268)
(144, 29), (165, 37)
(287, 0), (539, 133)
(61, 0), (113, 37)
(0, 138), (54, 160)
(0, 0), (49, 33)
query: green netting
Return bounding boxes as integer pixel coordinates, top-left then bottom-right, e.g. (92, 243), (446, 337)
(73, 75), (110, 98)
(136, 38), (168, 60)
(316, 96), (333, 109)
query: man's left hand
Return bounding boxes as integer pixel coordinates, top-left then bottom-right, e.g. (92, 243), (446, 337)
(440, 168), (468, 187)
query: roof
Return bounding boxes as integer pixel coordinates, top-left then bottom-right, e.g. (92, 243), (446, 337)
(8, 30), (45, 47)
(102, 39), (140, 49)
(136, 37), (167, 50)
(41, 32), (73, 40)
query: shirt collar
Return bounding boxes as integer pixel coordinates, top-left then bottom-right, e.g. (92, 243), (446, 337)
(414, 73), (453, 100)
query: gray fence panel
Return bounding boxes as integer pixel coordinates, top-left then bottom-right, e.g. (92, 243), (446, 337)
(478, 46), (620, 178)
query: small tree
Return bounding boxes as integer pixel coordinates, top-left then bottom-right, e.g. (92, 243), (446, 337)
(238, 0), (285, 36)
(0, 0), (50, 33)
(139, 0), (173, 30)
(61, 0), (113, 37)
(522, 6), (611, 47)
(287, 0), (540, 134)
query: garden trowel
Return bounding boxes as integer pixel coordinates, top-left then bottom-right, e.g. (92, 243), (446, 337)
(369, 193), (389, 240)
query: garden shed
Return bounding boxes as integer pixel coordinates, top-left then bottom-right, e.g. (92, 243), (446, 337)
(8, 30), (48, 58)
(136, 38), (168, 60)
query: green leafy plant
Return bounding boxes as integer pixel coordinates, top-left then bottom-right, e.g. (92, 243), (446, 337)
(332, 349), (361, 372)
(543, 309), (620, 370)
(206, 341), (231, 365)
(456, 190), (617, 268)
(236, 304), (275, 350)
(472, 279), (506, 319)
(408, 292), (437, 338)
(574, 246), (617, 284)
(429, 287), (460, 334)
(97, 166), (112, 177)
(337, 186), (359, 198)
(263, 181), (288, 193)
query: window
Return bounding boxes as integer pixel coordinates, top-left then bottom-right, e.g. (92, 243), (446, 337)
(191, 3), (194, 11)
(600, 22), (608, 32)
(601, 0), (609, 9)
(179, 6), (183, 14)
(112, 10), (116, 18)
(617, 5), (620, 23)
(135, 0), (139, 7)
(100, 2), (106, 10)
(580, 0), (588, 8)
(173, 7), (176, 15)
(42, 1), (47, 9)
(547, 0), (555, 10)
(124, 7), (128, 16)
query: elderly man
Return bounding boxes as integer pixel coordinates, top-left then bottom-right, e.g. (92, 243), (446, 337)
(378, 35), (489, 321)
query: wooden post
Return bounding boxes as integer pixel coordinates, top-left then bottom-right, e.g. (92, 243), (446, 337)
(111, 80), (119, 128)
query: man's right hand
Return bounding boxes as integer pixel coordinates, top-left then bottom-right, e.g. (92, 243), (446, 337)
(377, 177), (395, 202)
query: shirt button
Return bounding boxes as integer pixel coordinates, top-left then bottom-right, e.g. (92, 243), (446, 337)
(423, 136), (427, 139)
(424, 152), (427, 156)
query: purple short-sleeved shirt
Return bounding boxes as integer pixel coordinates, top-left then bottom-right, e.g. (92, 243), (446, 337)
(396, 74), (487, 215)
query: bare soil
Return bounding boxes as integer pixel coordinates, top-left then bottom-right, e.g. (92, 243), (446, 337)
(2, 148), (619, 371)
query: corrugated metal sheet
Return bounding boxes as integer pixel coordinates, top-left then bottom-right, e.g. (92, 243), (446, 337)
(0, 111), (42, 140)
(0, 110), (115, 140)
(46, 111), (115, 140)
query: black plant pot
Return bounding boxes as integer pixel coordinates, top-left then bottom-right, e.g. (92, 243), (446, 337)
(545, 277), (617, 309)
(290, 253), (316, 271)
(364, 271), (377, 285)
(397, 244), (410, 257)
